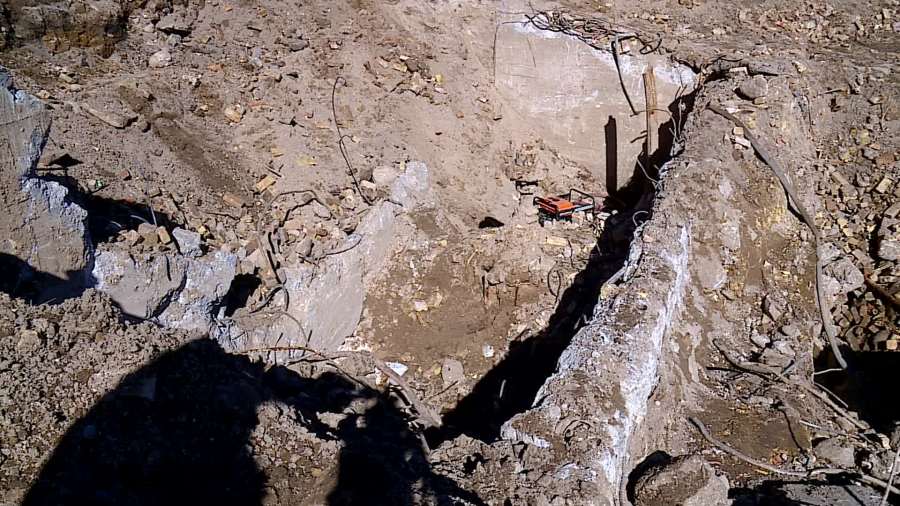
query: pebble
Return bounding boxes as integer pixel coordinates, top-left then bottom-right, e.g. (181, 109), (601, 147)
(157, 226), (172, 245)
(172, 227), (202, 257)
(441, 358), (464, 387)
(83, 105), (136, 129)
(814, 438), (855, 468)
(148, 49), (173, 69)
(16, 329), (41, 352)
(224, 104), (245, 123)
(738, 75), (769, 100)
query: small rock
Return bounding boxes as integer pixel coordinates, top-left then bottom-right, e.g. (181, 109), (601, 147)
(360, 180), (377, 193)
(83, 105), (136, 129)
(222, 192), (246, 208)
(875, 177), (893, 194)
(760, 347), (792, 368)
(632, 454), (730, 506)
(372, 165), (401, 186)
(545, 236), (567, 247)
(157, 226), (172, 245)
(385, 362), (408, 377)
(482, 344), (495, 358)
(156, 13), (191, 34)
(750, 332), (771, 348)
(224, 104), (245, 123)
(877, 236), (900, 261)
(255, 175), (277, 193)
(763, 295), (784, 322)
(441, 358), (464, 387)
(16, 329), (41, 352)
(287, 39), (309, 52)
(148, 49), (173, 69)
(738, 75), (769, 101)
(138, 222), (159, 245)
(814, 438), (855, 468)
(172, 227), (202, 257)
(122, 229), (141, 246)
(413, 300), (428, 312)
(779, 324), (801, 338)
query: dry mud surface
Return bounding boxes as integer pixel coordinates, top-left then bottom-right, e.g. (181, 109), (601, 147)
(2, 0), (900, 505)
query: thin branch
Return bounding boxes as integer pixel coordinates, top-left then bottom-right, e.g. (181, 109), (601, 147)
(331, 76), (372, 205)
(239, 344), (442, 428)
(690, 417), (900, 497)
(882, 444), (900, 506)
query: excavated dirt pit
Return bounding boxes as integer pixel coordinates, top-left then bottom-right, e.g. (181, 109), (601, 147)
(2, 1), (900, 505)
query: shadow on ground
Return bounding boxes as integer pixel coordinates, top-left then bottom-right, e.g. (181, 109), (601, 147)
(731, 477), (885, 506)
(24, 339), (481, 506)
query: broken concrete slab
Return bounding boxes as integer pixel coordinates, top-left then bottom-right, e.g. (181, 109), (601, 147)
(0, 67), (92, 300)
(493, 15), (696, 192)
(91, 250), (187, 319)
(159, 249), (238, 336)
(224, 161), (433, 355)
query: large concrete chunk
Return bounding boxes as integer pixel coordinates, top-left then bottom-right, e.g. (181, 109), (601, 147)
(0, 68), (92, 299)
(92, 250), (187, 319)
(159, 250), (238, 335)
(494, 18), (695, 191)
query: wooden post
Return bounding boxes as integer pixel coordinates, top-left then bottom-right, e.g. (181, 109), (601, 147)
(642, 66), (658, 167)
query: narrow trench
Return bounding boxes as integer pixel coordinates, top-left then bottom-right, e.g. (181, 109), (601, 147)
(427, 89), (697, 446)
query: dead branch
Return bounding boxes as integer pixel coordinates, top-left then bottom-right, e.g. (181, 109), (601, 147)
(708, 104), (847, 370)
(239, 344), (442, 428)
(690, 417), (900, 497)
(711, 339), (867, 432)
(866, 275), (900, 310)
(882, 444), (900, 506)
(331, 76), (372, 205)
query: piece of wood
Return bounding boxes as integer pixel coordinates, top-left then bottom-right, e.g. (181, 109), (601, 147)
(643, 67), (658, 162)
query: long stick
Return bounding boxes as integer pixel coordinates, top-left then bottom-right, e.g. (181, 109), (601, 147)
(643, 66), (657, 160)
(882, 444), (900, 506)
(690, 417), (900, 497)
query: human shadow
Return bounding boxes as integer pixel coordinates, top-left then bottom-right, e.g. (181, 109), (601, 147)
(24, 339), (479, 506)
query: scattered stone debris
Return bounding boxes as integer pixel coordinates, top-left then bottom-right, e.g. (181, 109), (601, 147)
(3, 2), (900, 505)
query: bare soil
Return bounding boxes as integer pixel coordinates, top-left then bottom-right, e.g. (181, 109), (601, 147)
(2, 0), (900, 505)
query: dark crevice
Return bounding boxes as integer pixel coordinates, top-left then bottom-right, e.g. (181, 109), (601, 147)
(427, 88), (698, 446)
(815, 350), (900, 434)
(221, 274), (262, 317)
(478, 216), (504, 229)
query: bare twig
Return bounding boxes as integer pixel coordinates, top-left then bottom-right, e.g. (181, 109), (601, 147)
(711, 340), (866, 431)
(690, 416), (807, 476)
(882, 444), (900, 506)
(331, 76), (372, 205)
(239, 344), (442, 428)
(866, 275), (900, 310)
(643, 66), (658, 159)
(690, 417), (900, 497)
(612, 35), (639, 116)
(708, 103), (847, 369)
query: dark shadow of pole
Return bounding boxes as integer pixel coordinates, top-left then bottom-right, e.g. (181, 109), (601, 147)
(605, 115), (618, 195)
